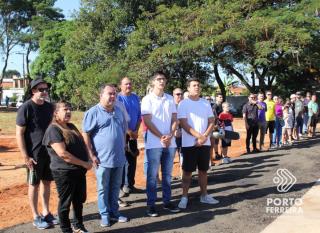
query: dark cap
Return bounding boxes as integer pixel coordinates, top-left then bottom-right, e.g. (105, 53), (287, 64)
(30, 78), (51, 90)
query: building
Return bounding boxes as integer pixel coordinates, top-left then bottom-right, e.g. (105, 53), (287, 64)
(1, 75), (29, 104)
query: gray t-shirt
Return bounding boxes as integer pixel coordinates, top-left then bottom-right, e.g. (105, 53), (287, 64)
(294, 100), (303, 117)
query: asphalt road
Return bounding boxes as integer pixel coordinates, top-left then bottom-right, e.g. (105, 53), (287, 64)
(2, 136), (320, 233)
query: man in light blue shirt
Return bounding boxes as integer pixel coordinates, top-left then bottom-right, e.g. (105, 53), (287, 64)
(117, 77), (141, 194)
(307, 94), (319, 137)
(82, 84), (128, 227)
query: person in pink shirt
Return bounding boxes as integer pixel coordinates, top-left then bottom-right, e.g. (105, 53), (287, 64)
(272, 96), (284, 147)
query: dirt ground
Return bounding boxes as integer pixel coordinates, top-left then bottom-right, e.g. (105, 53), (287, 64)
(0, 119), (250, 229)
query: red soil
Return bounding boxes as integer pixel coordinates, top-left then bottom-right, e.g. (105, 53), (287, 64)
(0, 119), (251, 229)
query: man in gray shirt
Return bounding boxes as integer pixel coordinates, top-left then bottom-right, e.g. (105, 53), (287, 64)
(294, 92), (304, 140)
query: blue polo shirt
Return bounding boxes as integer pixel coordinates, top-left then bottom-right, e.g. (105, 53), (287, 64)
(82, 104), (126, 168)
(117, 93), (141, 131)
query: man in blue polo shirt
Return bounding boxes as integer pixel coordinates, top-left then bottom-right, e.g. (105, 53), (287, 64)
(82, 84), (128, 228)
(118, 77), (141, 194)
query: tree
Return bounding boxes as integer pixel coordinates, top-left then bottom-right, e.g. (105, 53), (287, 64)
(125, 0), (320, 96)
(31, 20), (74, 100)
(3, 69), (20, 78)
(0, 0), (63, 101)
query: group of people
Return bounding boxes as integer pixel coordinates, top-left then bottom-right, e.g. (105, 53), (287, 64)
(16, 74), (318, 233)
(242, 91), (318, 155)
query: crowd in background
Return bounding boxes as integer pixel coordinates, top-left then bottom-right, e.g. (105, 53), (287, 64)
(15, 75), (319, 233)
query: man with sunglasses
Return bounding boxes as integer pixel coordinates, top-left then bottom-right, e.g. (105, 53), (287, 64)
(16, 78), (58, 230)
(265, 91), (276, 149)
(243, 93), (260, 154)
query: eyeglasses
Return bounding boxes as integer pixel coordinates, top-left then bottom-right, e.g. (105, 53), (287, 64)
(155, 77), (166, 82)
(37, 88), (49, 93)
(175, 93), (182, 96)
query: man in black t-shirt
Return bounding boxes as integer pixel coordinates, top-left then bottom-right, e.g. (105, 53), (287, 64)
(242, 93), (260, 154)
(16, 78), (57, 230)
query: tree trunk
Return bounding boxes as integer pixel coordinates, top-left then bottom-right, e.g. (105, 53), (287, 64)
(223, 64), (254, 93)
(251, 72), (255, 90)
(213, 64), (226, 101)
(26, 44), (31, 76)
(0, 47), (10, 102)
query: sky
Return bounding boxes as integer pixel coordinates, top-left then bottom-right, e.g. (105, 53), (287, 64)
(0, 0), (81, 76)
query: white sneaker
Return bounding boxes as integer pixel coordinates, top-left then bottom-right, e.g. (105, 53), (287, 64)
(178, 196), (188, 209)
(200, 195), (219, 204)
(222, 158), (230, 164)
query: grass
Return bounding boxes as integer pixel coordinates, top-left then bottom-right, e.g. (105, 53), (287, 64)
(0, 111), (85, 136)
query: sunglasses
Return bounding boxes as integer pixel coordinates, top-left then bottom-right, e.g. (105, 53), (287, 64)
(37, 88), (49, 93)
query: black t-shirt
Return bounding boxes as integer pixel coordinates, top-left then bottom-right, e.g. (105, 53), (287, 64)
(42, 123), (89, 171)
(242, 102), (259, 125)
(213, 103), (223, 116)
(16, 99), (53, 160)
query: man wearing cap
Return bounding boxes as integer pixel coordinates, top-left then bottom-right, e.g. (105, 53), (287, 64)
(16, 78), (58, 229)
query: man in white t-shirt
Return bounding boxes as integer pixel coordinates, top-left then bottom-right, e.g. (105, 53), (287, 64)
(177, 78), (219, 209)
(141, 71), (180, 217)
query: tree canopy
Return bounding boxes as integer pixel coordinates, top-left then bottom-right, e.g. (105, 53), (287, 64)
(29, 0), (320, 107)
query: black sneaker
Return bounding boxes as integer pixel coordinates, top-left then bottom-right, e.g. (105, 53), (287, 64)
(252, 148), (260, 153)
(43, 213), (59, 225)
(146, 206), (159, 217)
(163, 203), (180, 213)
(215, 153), (222, 160)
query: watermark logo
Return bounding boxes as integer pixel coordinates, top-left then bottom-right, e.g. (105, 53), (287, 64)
(266, 169), (302, 216)
(273, 168), (297, 193)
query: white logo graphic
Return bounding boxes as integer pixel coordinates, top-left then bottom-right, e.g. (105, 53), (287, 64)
(273, 168), (297, 193)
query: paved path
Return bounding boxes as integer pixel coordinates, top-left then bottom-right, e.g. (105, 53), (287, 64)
(2, 136), (320, 233)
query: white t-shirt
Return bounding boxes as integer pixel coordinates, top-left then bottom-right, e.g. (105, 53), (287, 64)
(178, 98), (214, 147)
(141, 92), (177, 149)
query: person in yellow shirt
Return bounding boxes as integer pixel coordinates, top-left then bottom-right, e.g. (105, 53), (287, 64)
(264, 91), (276, 149)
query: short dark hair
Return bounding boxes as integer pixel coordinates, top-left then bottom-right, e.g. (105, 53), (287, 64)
(216, 92), (223, 97)
(150, 71), (167, 80)
(99, 83), (115, 95)
(186, 78), (200, 87)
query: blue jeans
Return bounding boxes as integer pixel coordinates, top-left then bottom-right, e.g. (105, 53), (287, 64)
(303, 113), (309, 133)
(146, 147), (176, 206)
(273, 117), (283, 145)
(95, 166), (123, 220)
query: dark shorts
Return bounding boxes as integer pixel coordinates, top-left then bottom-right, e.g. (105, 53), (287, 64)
(294, 116), (303, 128)
(308, 115), (318, 128)
(266, 121), (275, 134)
(221, 138), (231, 148)
(181, 146), (210, 172)
(27, 155), (53, 185)
(175, 137), (182, 148)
